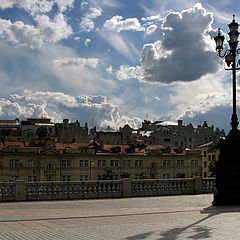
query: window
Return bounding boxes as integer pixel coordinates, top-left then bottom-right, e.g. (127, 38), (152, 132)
(80, 160), (84, 167)
(204, 161), (207, 168)
(163, 160), (171, 167)
(46, 175), (53, 181)
(28, 176), (37, 182)
(123, 160), (131, 167)
(135, 160), (143, 167)
(62, 160), (71, 168)
(163, 138), (171, 143)
(204, 151), (207, 157)
(80, 175), (88, 181)
(98, 160), (106, 168)
(28, 160), (32, 167)
(85, 160), (89, 167)
(163, 173), (170, 179)
(176, 173), (185, 178)
(62, 176), (71, 181)
(110, 160), (114, 167)
(10, 160), (14, 168)
(10, 176), (19, 182)
(46, 163), (54, 170)
(9, 159), (20, 168)
(208, 155), (211, 161)
(177, 160), (184, 166)
(191, 173), (198, 178)
(102, 160), (106, 167)
(135, 174), (140, 179)
(110, 160), (119, 167)
(191, 160), (198, 166)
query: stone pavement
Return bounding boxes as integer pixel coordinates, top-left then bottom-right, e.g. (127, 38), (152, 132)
(0, 194), (240, 239)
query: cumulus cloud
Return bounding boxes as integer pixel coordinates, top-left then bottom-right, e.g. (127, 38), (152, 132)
(35, 13), (72, 43)
(54, 0), (74, 12)
(0, 91), (142, 129)
(0, 0), (54, 16)
(103, 15), (145, 32)
(84, 38), (91, 47)
(0, 19), (43, 48)
(116, 65), (143, 81)
(146, 24), (158, 35)
(0, 13), (72, 48)
(54, 57), (99, 68)
(117, 4), (220, 84)
(80, 7), (102, 32)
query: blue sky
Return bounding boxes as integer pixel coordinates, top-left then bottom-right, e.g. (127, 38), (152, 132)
(0, 0), (239, 132)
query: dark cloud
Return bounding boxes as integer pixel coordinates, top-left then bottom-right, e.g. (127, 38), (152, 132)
(140, 4), (220, 83)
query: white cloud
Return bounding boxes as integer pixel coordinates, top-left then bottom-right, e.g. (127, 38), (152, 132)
(105, 66), (113, 74)
(141, 15), (163, 22)
(54, 57), (99, 68)
(146, 24), (158, 35)
(0, 91), (142, 129)
(55, 0), (75, 12)
(84, 38), (91, 47)
(35, 13), (72, 43)
(116, 65), (143, 81)
(0, 0), (54, 16)
(103, 15), (145, 32)
(168, 71), (232, 121)
(80, 7), (102, 32)
(0, 13), (72, 48)
(0, 19), (43, 48)
(117, 4), (221, 84)
(81, 1), (88, 9)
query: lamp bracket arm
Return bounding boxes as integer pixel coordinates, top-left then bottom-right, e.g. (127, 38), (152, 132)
(218, 49), (230, 58)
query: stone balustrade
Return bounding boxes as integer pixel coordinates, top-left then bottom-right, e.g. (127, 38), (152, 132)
(0, 177), (215, 202)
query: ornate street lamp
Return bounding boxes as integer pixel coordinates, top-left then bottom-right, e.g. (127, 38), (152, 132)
(213, 15), (240, 205)
(214, 15), (240, 134)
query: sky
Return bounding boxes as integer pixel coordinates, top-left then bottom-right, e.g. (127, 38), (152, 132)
(0, 0), (240, 133)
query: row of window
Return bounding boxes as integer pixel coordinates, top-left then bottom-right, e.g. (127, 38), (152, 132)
(8, 159), (199, 169)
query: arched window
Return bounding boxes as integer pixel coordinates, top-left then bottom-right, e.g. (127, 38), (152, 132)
(46, 163), (54, 170)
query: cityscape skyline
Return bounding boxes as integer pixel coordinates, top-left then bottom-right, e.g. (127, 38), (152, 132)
(0, 0), (239, 133)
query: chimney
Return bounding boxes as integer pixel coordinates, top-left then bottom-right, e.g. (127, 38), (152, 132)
(63, 119), (69, 125)
(178, 120), (183, 126)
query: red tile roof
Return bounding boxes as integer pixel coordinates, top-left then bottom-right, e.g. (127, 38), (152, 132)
(55, 143), (89, 150)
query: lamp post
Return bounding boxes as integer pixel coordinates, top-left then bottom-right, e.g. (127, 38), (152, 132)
(214, 15), (240, 135)
(213, 15), (240, 205)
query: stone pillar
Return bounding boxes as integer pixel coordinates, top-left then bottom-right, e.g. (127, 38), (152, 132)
(15, 180), (26, 201)
(213, 131), (240, 205)
(122, 178), (132, 198)
(193, 176), (202, 194)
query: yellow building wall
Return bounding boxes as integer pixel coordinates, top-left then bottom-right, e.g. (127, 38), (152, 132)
(0, 146), (202, 182)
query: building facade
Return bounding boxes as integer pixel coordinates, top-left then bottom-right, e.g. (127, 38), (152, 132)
(0, 141), (202, 182)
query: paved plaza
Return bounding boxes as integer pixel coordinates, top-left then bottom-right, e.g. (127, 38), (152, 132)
(0, 194), (240, 239)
